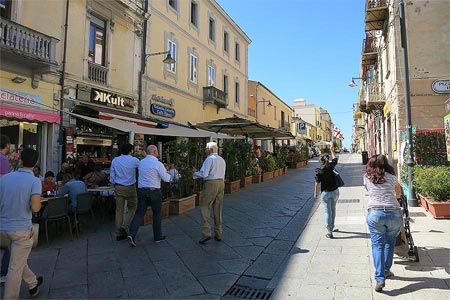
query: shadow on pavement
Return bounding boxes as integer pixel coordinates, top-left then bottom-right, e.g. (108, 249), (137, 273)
(332, 230), (370, 240)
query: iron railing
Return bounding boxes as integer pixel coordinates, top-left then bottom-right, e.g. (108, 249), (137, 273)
(366, 0), (388, 9)
(0, 17), (58, 64)
(88, 61), (108, 85)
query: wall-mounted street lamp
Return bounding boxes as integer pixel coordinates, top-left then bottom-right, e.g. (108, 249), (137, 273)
(257, 98), (272, 107)
(145, 50), (175, 65)
(138, 50), (176, 114)
(348, 77), (363, 87)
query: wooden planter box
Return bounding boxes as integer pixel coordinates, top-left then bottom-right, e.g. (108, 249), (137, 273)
(288, 161), (304, 169)
(252, 174), (262, 184)
(225, 179), (241, 194)
(169, 194), (196, 215)
(283, 166), (288, 174)
(141, 200), (170, 226)
(195, 191), (202, 206)
(419, 194), (450, 219)
(273, 169), (278, 177)
(240, 176), (253, 188)
(278, 168), (284, 175)
(262, 171), (274, 182)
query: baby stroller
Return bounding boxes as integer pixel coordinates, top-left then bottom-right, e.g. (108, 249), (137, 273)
(394, 195), (420, 262)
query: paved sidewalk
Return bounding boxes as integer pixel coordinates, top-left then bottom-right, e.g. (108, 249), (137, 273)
(271, 154), (450, 300)
(2, 154), (449, 299)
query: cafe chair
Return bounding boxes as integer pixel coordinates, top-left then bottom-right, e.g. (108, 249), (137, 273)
(44, 196), (73, 247)
(74, 192), (96, 238)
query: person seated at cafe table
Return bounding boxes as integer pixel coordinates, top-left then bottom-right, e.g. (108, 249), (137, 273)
(83, 163), (106, 188)
(41, 171), (56, 195)
(33, 165), (44, 181)
(57, 173), (87, 228)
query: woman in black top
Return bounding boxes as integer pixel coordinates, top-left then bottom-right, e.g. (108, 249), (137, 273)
(314, 146), (340, 238)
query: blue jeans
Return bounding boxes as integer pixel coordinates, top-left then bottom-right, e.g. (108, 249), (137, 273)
(367, 209), (403, 283)
(321, 189), (339, 233)
(129, 188), (163, 241)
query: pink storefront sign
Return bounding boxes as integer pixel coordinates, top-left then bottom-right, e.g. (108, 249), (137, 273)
(0, 104), (60, 123)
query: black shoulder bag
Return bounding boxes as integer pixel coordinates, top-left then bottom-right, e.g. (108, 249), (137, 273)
(333, 169), (345, 187)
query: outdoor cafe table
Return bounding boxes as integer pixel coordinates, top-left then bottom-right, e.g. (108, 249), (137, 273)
(88, 186), (115, 193)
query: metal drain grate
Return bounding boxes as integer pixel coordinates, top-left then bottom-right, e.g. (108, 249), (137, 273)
(409, 212), (427, 217)
(337, 199), (360, 203)
(225, 285), (273, 300)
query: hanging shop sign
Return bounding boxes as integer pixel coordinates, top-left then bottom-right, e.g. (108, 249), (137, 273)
(76, 85), (135, 111)
(151, 94), (174, 106)
(0, 88), (42, 107)
(150, 103), (175, 118)
(431, 80), (450, 94)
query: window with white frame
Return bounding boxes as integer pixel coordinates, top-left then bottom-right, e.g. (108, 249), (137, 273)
(209, 17), (215, 41)
(166, 39), (177, 73)
(89, 15), (106, 65)
(189, 54), (198, 83)
(235, 82), (240, 104)
(235, 42), (240, 62)
(208, 65), (215, 86)
(169, 0), (177, 10)
(190, 1), (198, 27)
(223, 31), (229, 53)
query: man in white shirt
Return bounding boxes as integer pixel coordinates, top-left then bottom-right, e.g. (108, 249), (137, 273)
(110, 143), (139, 241)
(193, 142), (226, 244)
(127, 145), (172, 247)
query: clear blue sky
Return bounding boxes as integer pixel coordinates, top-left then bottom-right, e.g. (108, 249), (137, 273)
(217, 0), (366, 148)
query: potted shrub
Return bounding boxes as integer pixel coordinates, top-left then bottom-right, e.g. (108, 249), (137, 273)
(165, 139), (204, 215)
(259, 155), (276, 181)
(222, 140), (241, 193)
(250, 155), (262, 183)
(414, 165), (450, 219)
(276, 147), (288, 174)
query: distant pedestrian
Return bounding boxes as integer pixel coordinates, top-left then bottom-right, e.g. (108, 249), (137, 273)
(0, 134), (11, 177)
(0, 148), (44, 299)
(127, 145), (172, 247)
(364, 154), (403, 293)
(110, 143), (139, 241)
(314, 145), (340, 238)
(56, 162), (70, 182)
(193, 142), (226, 244)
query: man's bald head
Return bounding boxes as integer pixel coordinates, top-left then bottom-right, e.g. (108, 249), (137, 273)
(147, 145), (158, 157)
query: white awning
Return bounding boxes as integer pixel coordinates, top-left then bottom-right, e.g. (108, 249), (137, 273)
(69, 113), (227, 138)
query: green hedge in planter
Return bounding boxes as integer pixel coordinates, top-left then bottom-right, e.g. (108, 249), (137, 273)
(414, 132), (448, 166)
(413, 165), (450, 202)
(259, 155), (277, 172)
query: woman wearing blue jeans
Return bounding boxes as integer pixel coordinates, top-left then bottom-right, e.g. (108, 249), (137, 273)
(364, 154), (403, 293)
(314, 146), (340, 238)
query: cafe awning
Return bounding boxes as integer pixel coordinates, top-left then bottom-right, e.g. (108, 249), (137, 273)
(194, 116), (295, 139)
(69, 112), (238, 138)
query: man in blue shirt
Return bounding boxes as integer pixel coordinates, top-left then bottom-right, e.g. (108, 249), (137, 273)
(0, 148), (44, 298)
(127, 145), (172, 247)
(57, 173), (88, 226)
(110, 143), (139, 241)
(193, 142), (226, 244)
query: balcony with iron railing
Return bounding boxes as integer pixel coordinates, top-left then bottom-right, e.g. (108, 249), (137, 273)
(88, 61), (108, 86)
(203, 86), (227, 112)
(365, 0), (389, 31)
(362, 82), (386, 112)
(0, 17), (58, 71)
(361, 36), (378, 65)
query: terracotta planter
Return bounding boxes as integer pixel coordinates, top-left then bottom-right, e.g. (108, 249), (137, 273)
(252, 174), (262, 184)
(195, 191), (202, 206)
(262, 171), (274, 182)
(141, 200), (170, 226)
(418, 194), (430, 210)
(420, 195), (450, 219)
(240, 176), (253, 188)
(284, 166), (288, 174)
(273, 170), (278, 177)
(279, 168), (284, 175)
(169, 194), (196, 215)
(225, 179), (241, 194)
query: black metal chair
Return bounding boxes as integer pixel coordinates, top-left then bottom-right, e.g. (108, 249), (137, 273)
(74, 192), (96, 238)
(44, 196), (72, 247)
